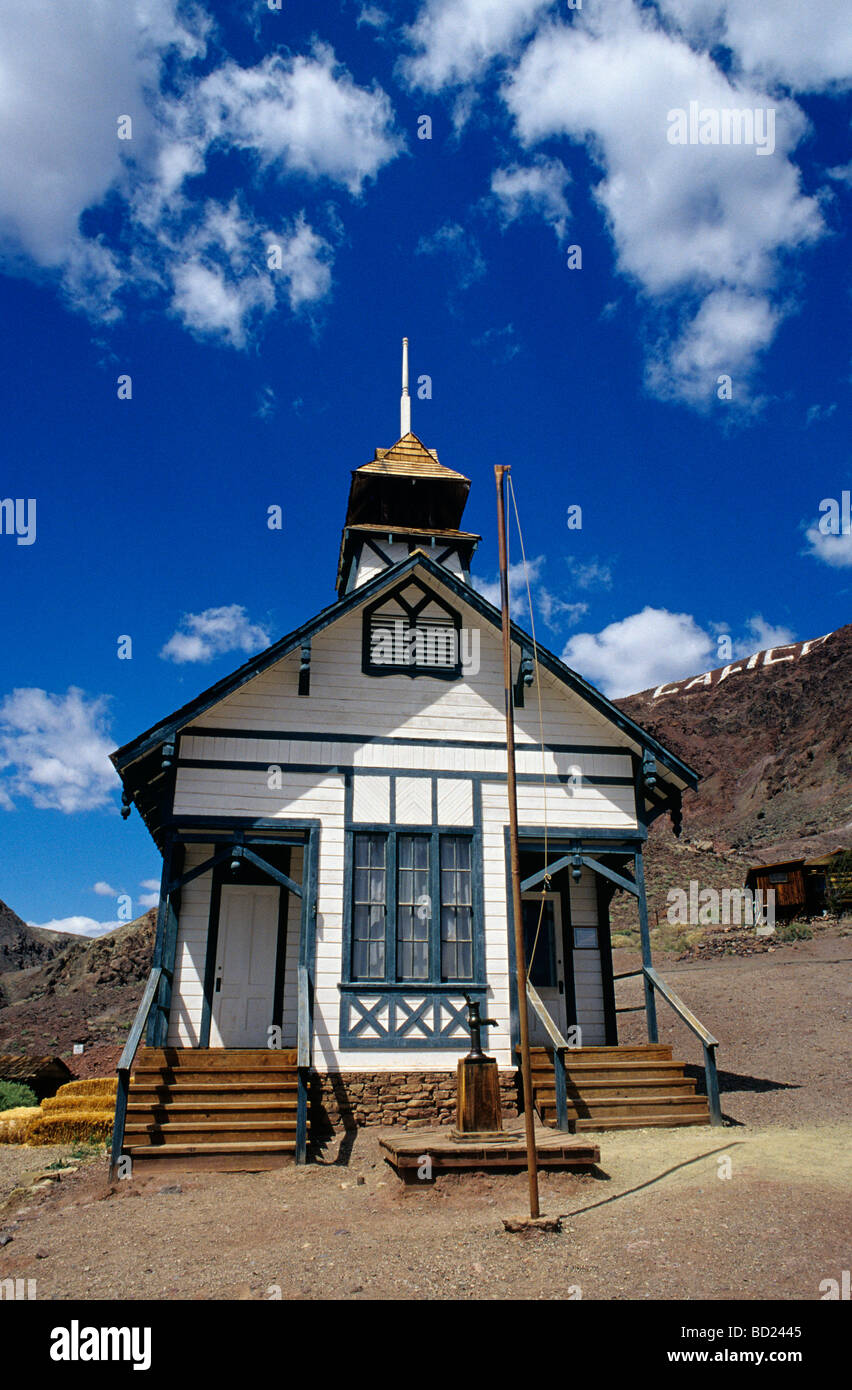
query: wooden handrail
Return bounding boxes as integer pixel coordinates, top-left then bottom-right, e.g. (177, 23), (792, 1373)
(526, 981), (570, 1051)
(642, 965), (722, 1125)
(524, 983), (571, 1132)
(109, 965), (163, 1178)
(643, 966), (718, 1047)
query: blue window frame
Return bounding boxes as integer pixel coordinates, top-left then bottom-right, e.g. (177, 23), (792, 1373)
(348, 828), (480, 984)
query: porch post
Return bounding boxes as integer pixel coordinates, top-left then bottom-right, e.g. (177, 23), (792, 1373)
(633, 850), (659, 1044)
(146, 834), (182, 1048)
(295, 827), (319, 1164)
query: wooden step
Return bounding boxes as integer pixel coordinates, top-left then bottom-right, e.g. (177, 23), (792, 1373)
(574, 1111), (710, 1131)
(132, 1068), (298, 1087)
(135, 1048), (298, 1068)
(538, 1095), (709, 1120)
(535, 1079), (697, 1102)
(128, 1082), (298, 1103)
(125, 1140), (297, 1156)
(127, 1102), (297, 1124)
(558, 1062), (690, 1081)
(125, 1120), (298, 1146)
(528, 1045), (674, 1063)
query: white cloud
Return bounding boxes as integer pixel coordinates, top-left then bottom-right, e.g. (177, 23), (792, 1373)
(474, 555), (586, 630)
(805, 402), (837, 426)
(93, 881), (119, 897)
(804, 524), (852, 568)
(139, 878), (161, 910)
(0, 687), (117, 813)
(416, 221), (485, 290)
(170, 258), (275, 348)
(502, 4), (824, 405)
(160, 605), (270, 664)
(562, 607), (715, 697)
(491, 157), (571, 241)
(473, 555), (544, 611)
(657, 1), (852, 94)
(0, 15), (398, 345)
(563, 606), (801, 696)
(732, 615), (796, 659)
(196, 47), (403, 195)
(566, 557), (613, 590)
(29, 916), (123, 939)
(272, 214), (333, 309)
(358, 6), (391, 31)
(402, 0), (553, 92)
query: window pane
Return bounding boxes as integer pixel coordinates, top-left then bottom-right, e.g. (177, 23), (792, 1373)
(353, 835), (386, 980)
(397, 835), (430, 981)
(440, 837), (474, 980)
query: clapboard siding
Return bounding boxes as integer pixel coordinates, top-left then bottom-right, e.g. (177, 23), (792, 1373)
(190, 601), (641, 754)
(167, 843), (213, 1047)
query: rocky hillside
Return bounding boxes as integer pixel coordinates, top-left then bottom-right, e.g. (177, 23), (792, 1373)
(0, 899), (73, 973)
(613, 622), (852, 934)
(0, 909), (156, 1067)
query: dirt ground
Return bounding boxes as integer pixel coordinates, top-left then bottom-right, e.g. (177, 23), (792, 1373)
(0, 930), (849, 1301)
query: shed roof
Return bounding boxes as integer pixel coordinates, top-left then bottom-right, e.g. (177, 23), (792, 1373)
(0, 1055), (73, 1082)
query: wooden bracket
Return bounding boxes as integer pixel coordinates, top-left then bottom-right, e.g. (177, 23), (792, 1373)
(298, 639), (311, 696)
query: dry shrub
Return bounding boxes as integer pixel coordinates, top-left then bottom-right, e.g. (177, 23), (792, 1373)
(25, 1111), (113, 1145)
(0, 1106), (41, 1143)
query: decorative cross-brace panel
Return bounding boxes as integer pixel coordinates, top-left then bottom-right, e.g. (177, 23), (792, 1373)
(339, 988), (486, 1049)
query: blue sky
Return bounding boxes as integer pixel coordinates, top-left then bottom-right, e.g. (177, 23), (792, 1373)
(0, 0), (849, 934)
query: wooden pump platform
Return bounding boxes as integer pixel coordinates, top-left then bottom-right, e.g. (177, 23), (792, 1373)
(379, 1118), (600, 1180)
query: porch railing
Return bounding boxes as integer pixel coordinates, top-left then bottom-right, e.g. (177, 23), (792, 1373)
(642, 966), (722, 1125)
(615, 965), (722, 1125)
(109, 965), (163, 1179)
(525, 982), (571, 1133)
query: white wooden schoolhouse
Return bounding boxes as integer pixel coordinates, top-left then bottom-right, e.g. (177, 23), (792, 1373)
(110, 351), (718, 1172)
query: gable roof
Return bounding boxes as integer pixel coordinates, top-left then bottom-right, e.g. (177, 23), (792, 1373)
(112, 551), (698, 799)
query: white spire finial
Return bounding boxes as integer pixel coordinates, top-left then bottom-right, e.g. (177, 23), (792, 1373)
(400, 336), (411, 437)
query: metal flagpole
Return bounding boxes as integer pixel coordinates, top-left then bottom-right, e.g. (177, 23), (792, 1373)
(495, 464), (540, 1220)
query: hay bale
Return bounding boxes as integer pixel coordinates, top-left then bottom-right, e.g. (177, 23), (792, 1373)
(25, 1111), (113, 1145)
(42, 1092), (114, 1114)
(54, 1078), (116, 1100)
(0, 1106), (41, 1143)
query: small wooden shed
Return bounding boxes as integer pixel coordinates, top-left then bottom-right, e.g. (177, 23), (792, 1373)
(744, 860), (808, 917)
(0, 1055), (73, 1100)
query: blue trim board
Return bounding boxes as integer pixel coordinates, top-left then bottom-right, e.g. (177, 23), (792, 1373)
(181, 726), (638, 757)
(174, 756), (634, 788)
(111, 550), (698, 789)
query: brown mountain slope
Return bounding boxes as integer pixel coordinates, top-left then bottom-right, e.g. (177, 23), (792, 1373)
(612, 622), (852, 936)
(618, 622), (852, 860)
(0, 899), (74, 974)
(0, 909), (156, 1065)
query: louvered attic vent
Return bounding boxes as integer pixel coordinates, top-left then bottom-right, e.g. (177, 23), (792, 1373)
(362, 582), (462, 679)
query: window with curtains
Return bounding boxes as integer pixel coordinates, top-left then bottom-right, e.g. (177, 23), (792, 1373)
(350, 830), (477, 983)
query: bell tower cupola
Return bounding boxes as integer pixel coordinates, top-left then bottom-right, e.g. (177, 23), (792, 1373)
(336, 339), (481, 596)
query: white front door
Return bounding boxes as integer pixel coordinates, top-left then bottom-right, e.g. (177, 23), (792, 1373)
(522, 893), (568, 1045)
(210, 884), (280, 1047)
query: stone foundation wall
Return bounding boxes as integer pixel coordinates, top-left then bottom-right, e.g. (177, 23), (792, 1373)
(308, 1069), (519, 1135)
